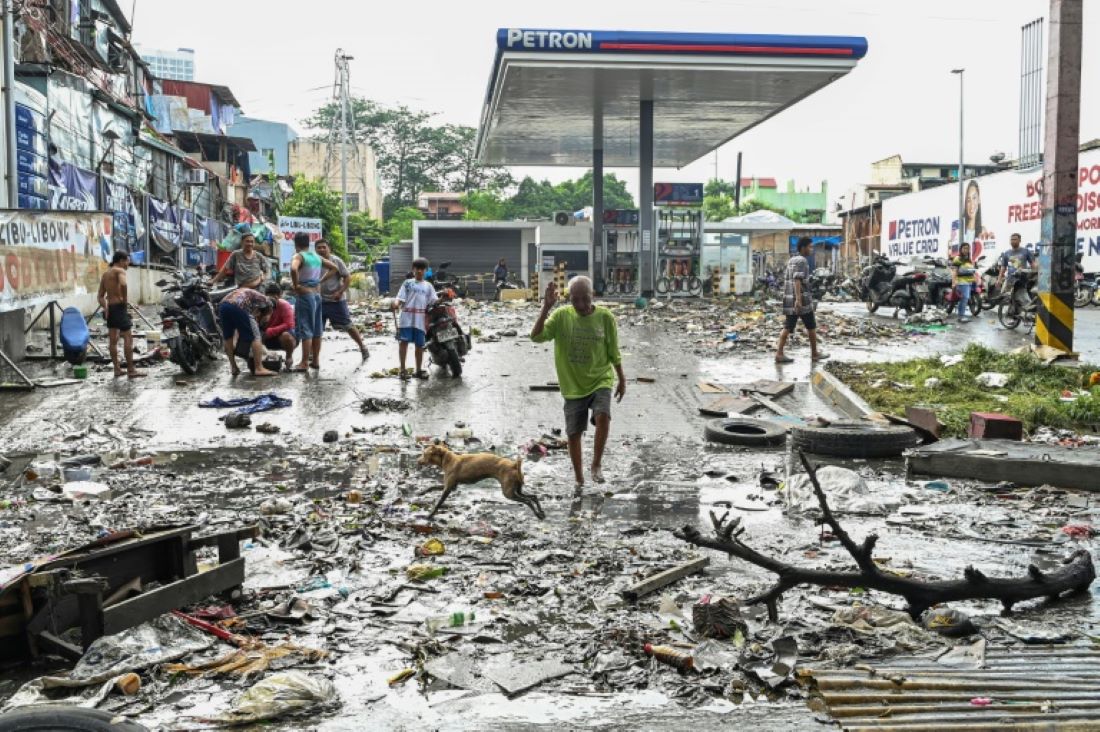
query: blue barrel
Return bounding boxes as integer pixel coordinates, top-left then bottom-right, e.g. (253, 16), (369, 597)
(374, 260), (391, 294)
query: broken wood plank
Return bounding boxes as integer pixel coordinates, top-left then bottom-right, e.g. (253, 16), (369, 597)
(698, 396), (758, 418)
(697, 381), (728, 393)
(747, 379), (795, 398)
(102, 559), (245, 636)
(810, 370), (884, 421)
(745, 392), (793, 418)
(621, 557), (710, 602)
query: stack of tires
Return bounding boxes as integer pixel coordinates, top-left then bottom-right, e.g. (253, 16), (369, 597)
(703, 417), (918, 458)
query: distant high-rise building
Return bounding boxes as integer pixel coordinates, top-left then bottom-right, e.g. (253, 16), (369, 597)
(135, 45), (195, 81)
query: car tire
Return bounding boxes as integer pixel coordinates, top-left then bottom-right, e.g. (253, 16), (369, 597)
(0, 706), (149, 732)
(790, 421), (918, 459)
(703, 417), (788, 447)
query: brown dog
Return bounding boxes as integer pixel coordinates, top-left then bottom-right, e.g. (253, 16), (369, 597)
(418, 443), (544, 519)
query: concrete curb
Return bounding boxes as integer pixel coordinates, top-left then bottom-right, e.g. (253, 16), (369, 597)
(810, 369), (884, 422)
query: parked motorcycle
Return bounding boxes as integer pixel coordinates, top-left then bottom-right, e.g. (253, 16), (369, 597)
(857, 254), (926, 316)
(59, 306), (90, 365)
(1075, 272), (1099, 308)
(809, 267), (838, 305)
(916, 256), (955, 311)
(431, 261), (468, 298)
(157, 271), (230, 374)
(997, 269), (1039, 331)
(425, 288), (471, 377)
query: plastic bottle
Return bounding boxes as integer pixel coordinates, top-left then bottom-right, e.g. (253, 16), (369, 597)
(644, 643), (695, 671)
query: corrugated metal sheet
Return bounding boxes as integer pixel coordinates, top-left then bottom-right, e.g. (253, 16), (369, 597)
(801, 645), (1100, 731)
(419, 229), (522, 281)
(389, 242), (412, 294)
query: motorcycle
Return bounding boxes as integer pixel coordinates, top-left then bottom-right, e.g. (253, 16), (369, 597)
(1075, 272), (1099, 308)
(915, 256), (955, 311)
(157, 271), (231, 374)
(857, 254), (926, 316)
(425, 288), (471, 378)
(997, 269), (1039, 331)
(809, 267), (838, 304)
(432, 261), (468, 298)
(979, 259), (1004, 310)
(59, 306), (90, 365)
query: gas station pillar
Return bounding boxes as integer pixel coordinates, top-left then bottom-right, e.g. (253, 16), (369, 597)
(639, 99), (654, 296)
(593, 107), (604, 283)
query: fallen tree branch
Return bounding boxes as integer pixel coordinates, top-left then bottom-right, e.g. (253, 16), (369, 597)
(673, 451), (1096, 622)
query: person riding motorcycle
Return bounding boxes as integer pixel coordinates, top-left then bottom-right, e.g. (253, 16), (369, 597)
(996, 233), (1036, 293)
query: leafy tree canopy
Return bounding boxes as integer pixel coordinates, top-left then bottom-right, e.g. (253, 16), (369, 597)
(280, 176), (347, 259)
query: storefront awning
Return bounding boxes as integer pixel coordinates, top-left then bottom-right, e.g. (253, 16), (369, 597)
(477, 29), (867, 167)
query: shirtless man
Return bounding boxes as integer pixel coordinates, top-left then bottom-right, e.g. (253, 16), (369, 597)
(97, 251), (145, 378)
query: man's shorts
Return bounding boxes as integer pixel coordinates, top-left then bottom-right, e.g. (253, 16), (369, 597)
(784, 311), (817, 333)
(398, 327), (426, 349)
(295, 293), (323, 340)
(263, 333), (295, 351)
(322, 300), (353, 331)
(564, 388), (612, 437)
(218, 301), (258, 346)
(106, 303), (132, 332)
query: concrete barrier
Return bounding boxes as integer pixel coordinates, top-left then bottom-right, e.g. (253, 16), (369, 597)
(810, 369), (884, 421)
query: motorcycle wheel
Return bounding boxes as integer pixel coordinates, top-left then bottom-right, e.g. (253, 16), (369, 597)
(909, 294), (924, 314)
(998, 300), (1022, 330)
(177, 333), (200, 374)
(1074, 285), (1092, 308)
(968, 292), (981, 317)
(655, 277), (670, 294)
(865, 300), (880, 313)
(446, 343), (462, 378)
(687, 276), (702, 295)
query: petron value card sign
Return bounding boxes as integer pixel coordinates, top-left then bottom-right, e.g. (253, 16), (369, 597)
(881, 148), (1100, 270)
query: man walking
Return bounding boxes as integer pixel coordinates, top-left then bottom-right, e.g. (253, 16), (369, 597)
(775, 236), (828, 364)
(392, 258), (437, 380)
(316, 239), (369, 360)
(289, 232), (338, 371)
(211, 232), (268, 289)
(531, 277), (625, 489)
(97, 251), (144, 378)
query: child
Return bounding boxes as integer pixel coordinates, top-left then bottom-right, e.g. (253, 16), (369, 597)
(392, 258), (437, 380)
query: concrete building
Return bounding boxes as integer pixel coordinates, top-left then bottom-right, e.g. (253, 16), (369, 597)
(135, 45), (195, 81)
(871, 155), (1003, 193)
(740, 177), (828, 221)
(288, 139), (383, 219)
(417, 192), (465, 220)
(229, 117), (299, 175)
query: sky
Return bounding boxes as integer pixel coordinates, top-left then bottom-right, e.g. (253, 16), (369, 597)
(132, 0), (1098, 211)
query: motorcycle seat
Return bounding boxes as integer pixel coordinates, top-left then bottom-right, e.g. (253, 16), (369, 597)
(60, 306), (90, 350)
(209, 286), (236, 303)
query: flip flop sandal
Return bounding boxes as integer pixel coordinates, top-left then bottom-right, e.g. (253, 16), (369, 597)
(775, 356), (795, 364)
(399, 370), (412, 381)
(414, 370), (429, 380)
(288, 367), (309, 373)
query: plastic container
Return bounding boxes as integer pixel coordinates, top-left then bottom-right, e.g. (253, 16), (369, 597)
(72, 365), (88, 379)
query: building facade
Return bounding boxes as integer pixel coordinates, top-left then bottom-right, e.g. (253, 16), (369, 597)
(871, 154), (1004, 192)
(739, 177), (828, 222)
(229, 117), (299, 175)
(134, 45), (195, 81)
(417, 192), (465, 220)
(288, 139), (384, 220)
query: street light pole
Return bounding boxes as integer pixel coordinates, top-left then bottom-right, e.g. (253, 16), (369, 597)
(951, 68), (964, 243)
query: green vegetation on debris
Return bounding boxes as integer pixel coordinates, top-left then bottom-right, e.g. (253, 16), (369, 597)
(830, 344), (1100, 437)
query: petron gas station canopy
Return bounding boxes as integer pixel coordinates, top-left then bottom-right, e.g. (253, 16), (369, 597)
(475, 28), (868, 294)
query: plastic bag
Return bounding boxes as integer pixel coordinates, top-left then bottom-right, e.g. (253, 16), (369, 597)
(223, 671), (337, 724)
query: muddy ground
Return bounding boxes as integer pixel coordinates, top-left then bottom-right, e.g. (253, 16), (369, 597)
(0, 296), (1097, 730)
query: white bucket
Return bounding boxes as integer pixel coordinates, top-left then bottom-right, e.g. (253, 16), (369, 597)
(145, 330), (162, 345)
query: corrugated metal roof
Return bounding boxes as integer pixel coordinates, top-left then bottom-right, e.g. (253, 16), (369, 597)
(801, 645), (1100, 731)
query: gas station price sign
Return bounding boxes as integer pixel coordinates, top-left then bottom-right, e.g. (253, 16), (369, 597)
(655, 183), (704, 206)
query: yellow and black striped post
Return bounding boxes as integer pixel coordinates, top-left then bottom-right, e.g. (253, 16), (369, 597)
(710, 266), (721, 298)
(555, 262), (567, 299)
(1035, 0), (1081, 354)
(530, 270), (538, 294)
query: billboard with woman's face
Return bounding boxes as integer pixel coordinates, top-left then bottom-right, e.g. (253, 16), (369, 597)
(880, 148), (1100, 270)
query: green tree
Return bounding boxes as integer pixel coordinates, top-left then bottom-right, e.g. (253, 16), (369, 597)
(705, 178), (739, 199)
(703, 194), (735, 222)
(462, 190), (507, 221)
(280, 176), (347, 258)
(303, 98), (511, 217)
(384, 206), (425, 247)
(504, 172), (635, 219)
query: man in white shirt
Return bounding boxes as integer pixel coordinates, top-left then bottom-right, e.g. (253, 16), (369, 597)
(392, 257), (437, 380)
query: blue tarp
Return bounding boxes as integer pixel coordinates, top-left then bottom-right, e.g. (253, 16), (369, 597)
(199, 393), (292, 415)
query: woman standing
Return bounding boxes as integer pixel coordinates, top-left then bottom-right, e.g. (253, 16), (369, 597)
(951, 241), (976, 324)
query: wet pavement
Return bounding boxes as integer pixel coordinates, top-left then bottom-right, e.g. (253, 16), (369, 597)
(0, 296), (1097, 730)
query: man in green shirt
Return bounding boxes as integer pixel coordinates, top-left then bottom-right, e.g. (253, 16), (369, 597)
(531, 276), (626, 489)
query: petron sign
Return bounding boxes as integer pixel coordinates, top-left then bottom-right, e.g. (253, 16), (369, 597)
(880, 148), (1100, 270)
(497, 29), (868, 58)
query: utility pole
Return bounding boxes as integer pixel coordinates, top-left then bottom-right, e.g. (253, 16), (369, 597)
(324, 50), (353, 241)
(2, 0), (17, 208)
(1035, 0), (1082, 352)
(951, 69), (964, 241)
